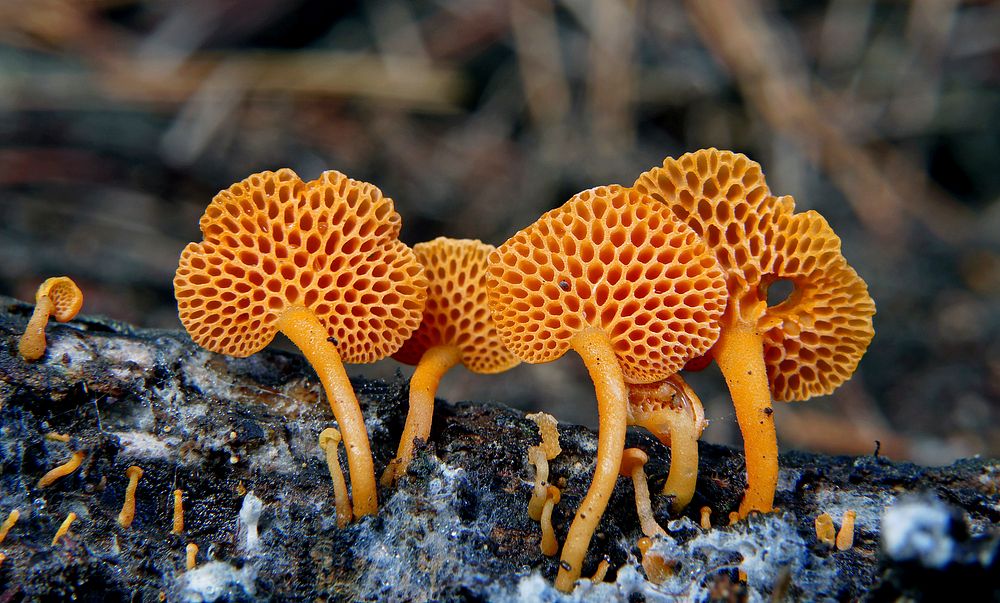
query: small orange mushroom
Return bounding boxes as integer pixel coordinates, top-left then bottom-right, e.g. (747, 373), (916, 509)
(37, 450), (85, 488)
(0, 509), (19, 544)
(815, 512), (836, 546)
(487, 185), (727, 591)
(590, 559), (610, 582)
(18, 276), (83, 361)
(837, 510), (857, 551)
(539, 485), (561, 556)
(526, 412), (562, 521)
(619, 448), (665, 538)
(627, 373), (707, 512)
(384, 238), (520, 485)
(700, 506), (712, 529)
(172, 489), (184, 535)
(637, 537), (674, 584)
(319, 427), (353, 528)
(118, 465), (143, 528)
(52, 512), (76, 546)
(634, 148), (876, 517)
(186, 542), (199, 570)
(175, 169), (428, 518)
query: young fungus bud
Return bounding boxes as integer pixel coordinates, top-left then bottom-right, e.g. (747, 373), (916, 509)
(186, 543), (198, 570)
(37, 450), (85, 488)
(815, 512), (836, 546)
(52, 512), (77, 545)
(172, 489), (184, 535)
(540, 485), (562, 556)
(19, 276), (83, 361)
(590, 559), (610, 583)
(319, 428), (353, 528)
(700, 506), (712, 530)
(836, 510), (857, 551)
(0, 509), (20, 543)
(619, 448), (665, 538)
(118, 466), (143, 528)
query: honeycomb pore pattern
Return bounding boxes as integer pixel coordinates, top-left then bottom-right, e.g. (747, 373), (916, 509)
(174, 169), (427, 363)
(487, 185), (727, 384)
(39, 277), (83, 322)
(394, 238), (520, 374)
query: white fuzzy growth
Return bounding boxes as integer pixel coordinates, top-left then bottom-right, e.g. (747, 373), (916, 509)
(176, 561), (256, 602)
(238, 492), (265, 551)
(882, 498), (955, 568)
(113, 431), (178, 459)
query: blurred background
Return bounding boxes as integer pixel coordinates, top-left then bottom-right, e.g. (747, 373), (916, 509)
(0, 0), (997, 465)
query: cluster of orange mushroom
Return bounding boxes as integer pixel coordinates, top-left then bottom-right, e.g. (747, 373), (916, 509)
(159, 147), (874, 591)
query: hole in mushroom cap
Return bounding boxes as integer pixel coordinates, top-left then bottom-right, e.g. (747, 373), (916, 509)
(766, 279), (795, 307)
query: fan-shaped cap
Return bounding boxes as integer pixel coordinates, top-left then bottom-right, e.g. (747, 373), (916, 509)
(487, 185), (728, 384)
(633, 148), (791, 297)
(174, 169), (427, 362)
(393, 237), (520, 374)
(37, 277), (83, 322)
(759, 211), (875, 400)
(634, 149), (875, 400)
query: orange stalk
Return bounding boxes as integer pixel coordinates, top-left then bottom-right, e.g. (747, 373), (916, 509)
(555, 327), (627, 592)
(660, 408), (699, 512)
(19, 296), (53, 360)
(277, 307), (377, 517)
(383, 344), (462, 486)
(713, 319), (777, 517)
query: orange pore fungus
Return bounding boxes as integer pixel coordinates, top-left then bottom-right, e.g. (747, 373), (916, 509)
(18, 276), (83, 361)
(384, 238), (519, 485)
(487, 185), (727, 592)
(634, 148), (875, 517)
(174, 169), (428, 518)
(627, 374), (707, 512)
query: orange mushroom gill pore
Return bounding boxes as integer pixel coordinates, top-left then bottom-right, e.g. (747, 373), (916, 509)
(385, 238), (519, 486)
(488, 185), (726, 591)
(174, 169), (428, 518)
(634, 149), (876, 517)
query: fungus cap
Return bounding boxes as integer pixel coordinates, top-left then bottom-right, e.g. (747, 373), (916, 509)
(633, 148), (791, 297)
(487, 185), (727, 383)
(627, 376), (707, 444)
(174, 169), (427, 363)
(619, 448), (649, 477)
(393, 238), (520, 374)
(37, 277), (83, 322)
(759, 211), (875, 400)
(318, 427), (342, 450)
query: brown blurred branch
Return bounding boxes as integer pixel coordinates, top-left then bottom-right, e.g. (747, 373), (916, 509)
(685, 0), (974, 244)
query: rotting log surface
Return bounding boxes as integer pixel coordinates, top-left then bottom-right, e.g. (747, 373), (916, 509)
(0, 296), (997, 602)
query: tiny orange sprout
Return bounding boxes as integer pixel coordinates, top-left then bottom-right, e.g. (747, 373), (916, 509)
(172, 489), (184, 535)
(319, 427), (353, 528)
(384, 238), (519, 485)
(118, 465), (143, 528)
(52, 512), (77, 546)
(700, 506), (712, 529)
(637, 537), (673, 584)
(174, 169), (428, 518)
(186, 542), (198, 570)
(619, 448), (665, 538)
(627, 374), (707, 512)
(540, 485), (562, 556)
(0, 509), (20, 543)
(635, 148), (876, 517)
(37, 450), (85, 488)
(728, 511), (740, 526)
(45, 432), (70, 442)
(526, 412), (562, 521)
(837, 510), (857, 551)
(488, 185), (727, 592)
(590, 559), (610, 582)
(815, 512), (836, 546)
(18, 276), (83, 361)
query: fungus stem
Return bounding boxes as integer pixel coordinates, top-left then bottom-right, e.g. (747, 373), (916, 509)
(713, 319), (777, 517)
(383, 344), (462, 486)
(172, 489), (184, 535)
(555, 327), (627, 593)
(660, 405), (699, 513)
(0, 509), (19, 544)
(19, 296), (53, 360)
(277, 307), (377, 517)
